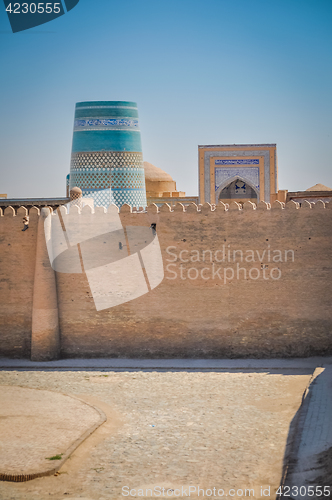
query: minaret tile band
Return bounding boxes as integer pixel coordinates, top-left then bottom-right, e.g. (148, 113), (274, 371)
(69, 101), (147, 208)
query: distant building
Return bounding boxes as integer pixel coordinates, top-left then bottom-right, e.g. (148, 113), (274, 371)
(69, 101), (147, 209)
(144, 162), (198, 206)
(198, 144), (287, 205)
(0, 197), (69, 211)
(286, 183), (332, 204)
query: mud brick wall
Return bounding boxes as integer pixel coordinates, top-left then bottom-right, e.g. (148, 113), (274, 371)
(0, 207), (39, 357)
(1, 200), (331, 359)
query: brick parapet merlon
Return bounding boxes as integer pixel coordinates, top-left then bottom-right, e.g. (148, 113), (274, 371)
(0, 199), (330, 224)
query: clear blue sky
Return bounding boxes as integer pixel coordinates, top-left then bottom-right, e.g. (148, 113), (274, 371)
(1, 0), (331, 198)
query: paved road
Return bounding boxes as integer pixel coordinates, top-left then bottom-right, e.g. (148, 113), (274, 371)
(0, 358), (331, 500)
(0, 365), (314, 500)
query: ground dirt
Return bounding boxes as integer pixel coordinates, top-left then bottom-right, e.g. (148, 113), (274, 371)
(0, 370), (312, 500)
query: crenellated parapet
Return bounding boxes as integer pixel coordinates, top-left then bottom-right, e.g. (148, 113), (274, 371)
(0, 199), (330, 226)
(1, 205), (42, 216)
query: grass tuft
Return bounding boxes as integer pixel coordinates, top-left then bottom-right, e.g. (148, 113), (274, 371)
(46, 454), (63, 460)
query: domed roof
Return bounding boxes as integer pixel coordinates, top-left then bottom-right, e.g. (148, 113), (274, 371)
(143, 162), (174, 182)
(70, 186), (82, 195)
(306, 183), (332, 191)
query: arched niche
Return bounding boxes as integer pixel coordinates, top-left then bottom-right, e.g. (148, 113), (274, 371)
(216, 175), (260, 205)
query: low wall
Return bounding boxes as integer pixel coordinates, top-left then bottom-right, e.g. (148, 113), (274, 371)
(1, 200), (331, 359)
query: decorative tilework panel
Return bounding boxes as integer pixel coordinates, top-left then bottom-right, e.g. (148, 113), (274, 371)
(74, 119), (139, 132)
(70, 151), (147, 208)
(77, 105), (137, 110)
(82, 189), (111, 209)
(75, 108), (139, 120)
(71, 170), (111, 190)
(111, 189), (147, 209)
(70, 151), (144, 191)
(203, 149), (270, 203)
(70, 151), (143, 170)
(71, 131), (143, 154)
(81, 188), (147, 209)
(215, 167), (260, 191)
(111, 167), (145, 190)
(215, 159), (259, 165)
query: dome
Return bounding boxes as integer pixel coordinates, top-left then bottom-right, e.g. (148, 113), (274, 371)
(143, 162), (174, 182)
(70, 186), (82, 195)
(306, 183), (332, 192)
(70, 186), (82, 201)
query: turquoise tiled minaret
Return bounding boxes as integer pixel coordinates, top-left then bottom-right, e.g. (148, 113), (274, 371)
(69, 101), (147, 208)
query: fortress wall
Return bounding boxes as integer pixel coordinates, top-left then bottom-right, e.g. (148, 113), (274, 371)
(1, 202), (331, 359)
(56, 201), (332, 359)
(0, 207), (39, 358)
